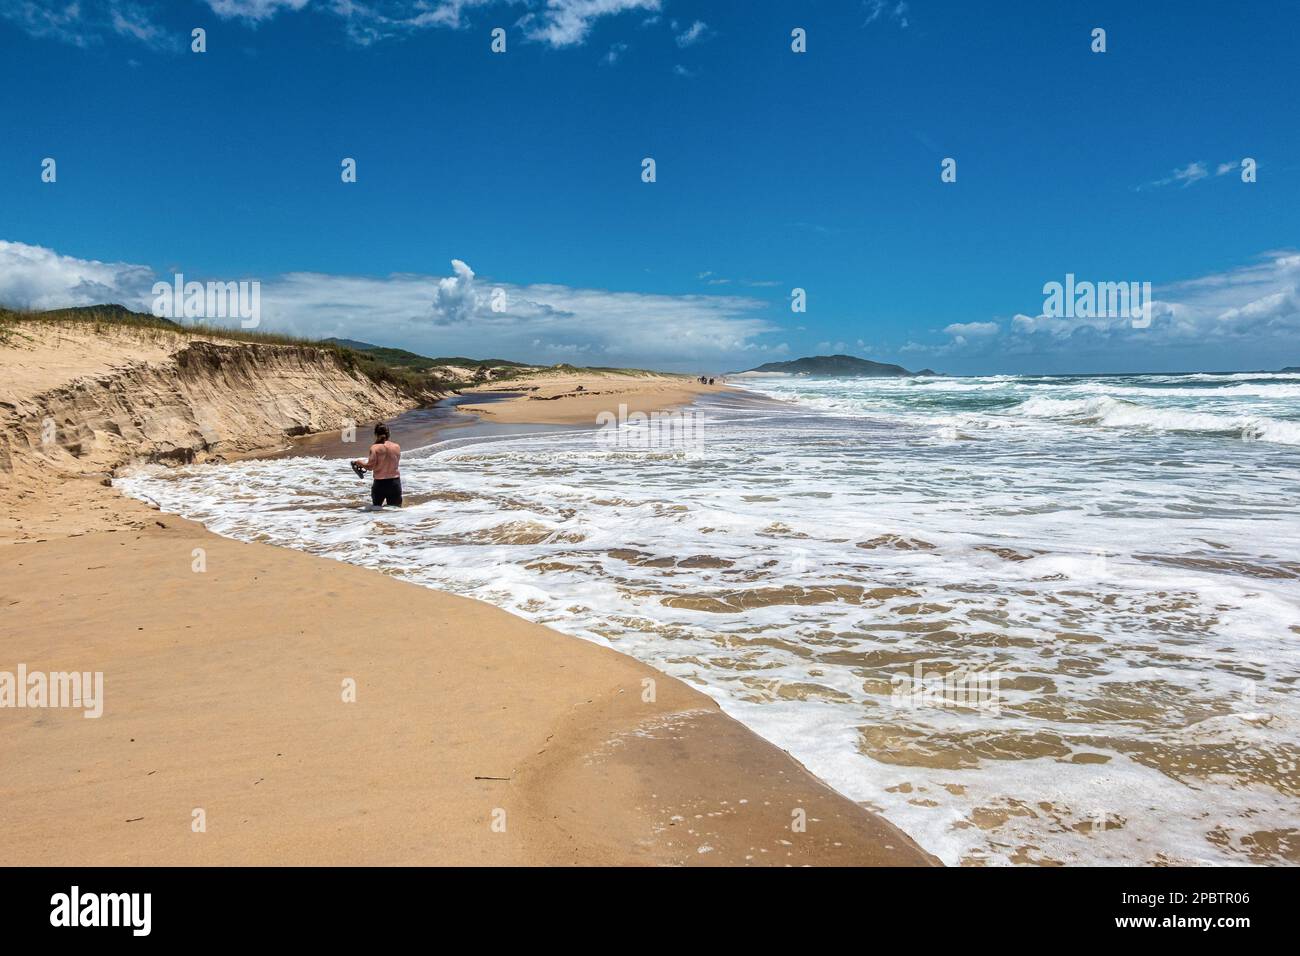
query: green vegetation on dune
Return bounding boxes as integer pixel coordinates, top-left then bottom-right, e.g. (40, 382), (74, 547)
(321, 338), (528, 371)
(519, 363), (667, 378)
(1, 305), (329, 348)
(318, 346), (673, 381)
(429, 355), (530, 369)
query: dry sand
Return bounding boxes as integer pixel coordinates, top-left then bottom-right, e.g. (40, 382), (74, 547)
(459, 371), (729, 425)
(1, 329), (936, 866)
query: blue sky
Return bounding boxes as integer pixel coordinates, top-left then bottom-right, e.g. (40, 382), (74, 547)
(1, 0), (1297, 374)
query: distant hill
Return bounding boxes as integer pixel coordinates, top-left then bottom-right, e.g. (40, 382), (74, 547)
(321, 338), (527, 370)
(1281, 366), (1300, 373)
(0, 303), (182, 329)
(743, 354), (936, 377)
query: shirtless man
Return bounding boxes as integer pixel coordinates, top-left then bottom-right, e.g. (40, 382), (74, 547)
(353, 422), (402, 507)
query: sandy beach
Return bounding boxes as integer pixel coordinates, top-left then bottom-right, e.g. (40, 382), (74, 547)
(0, 325), (935, 866)
(457, 371), (731, 425)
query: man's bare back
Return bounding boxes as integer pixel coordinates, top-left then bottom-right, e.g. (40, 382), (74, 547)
(353, 425), (402, 507)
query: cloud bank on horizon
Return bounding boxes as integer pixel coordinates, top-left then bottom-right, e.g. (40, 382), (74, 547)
(0, 240), (786, 369)
(4, 239), (1298, 373)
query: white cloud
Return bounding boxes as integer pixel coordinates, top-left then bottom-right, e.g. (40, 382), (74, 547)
(110, 3), (168, 44)
(1167, 161), (1208, 187)
(883, 254), (1300, 365)
(310, 0), (505, 44)
(674, 19), (707, 47)
(433, 258), (478, 324)
(0, 1), (87, 46)
(0, 240), (156, 309)
(697, 272), (780, 288)
(211, 0), (663, 47)
(0, 0), (177, 49)
(944, 321), (998, 336)
(1215, 158), (1254, 177)
(1008, 252), (1300, 349)
(863, 1), (908, 28)
(4, 0), (662, 48)
(521, 0), (661, 48)
(206, 0), (311, 21)
(0, 240), (781, 369)
(1141, 160), (1228, 190)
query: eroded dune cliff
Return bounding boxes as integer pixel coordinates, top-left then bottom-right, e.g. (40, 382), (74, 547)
(0, 322), (420, 488)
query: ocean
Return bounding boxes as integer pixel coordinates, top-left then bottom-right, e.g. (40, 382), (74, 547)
(118, 371), (1300, 865)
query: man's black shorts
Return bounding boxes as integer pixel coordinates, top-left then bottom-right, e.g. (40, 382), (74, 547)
(371, 477), (402, 507)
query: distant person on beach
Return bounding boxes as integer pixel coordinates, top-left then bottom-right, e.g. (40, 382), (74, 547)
(353, 423), (402, 507)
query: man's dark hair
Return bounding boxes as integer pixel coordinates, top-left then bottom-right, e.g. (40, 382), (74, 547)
(374, 423), (390, 442)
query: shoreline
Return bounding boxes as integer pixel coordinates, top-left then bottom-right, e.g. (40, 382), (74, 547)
(1, 358), (937, 866)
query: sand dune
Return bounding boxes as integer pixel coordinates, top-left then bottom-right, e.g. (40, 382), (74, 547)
(0, 322), (411, 488)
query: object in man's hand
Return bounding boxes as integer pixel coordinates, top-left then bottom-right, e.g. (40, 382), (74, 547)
(350, 461), (366, 479)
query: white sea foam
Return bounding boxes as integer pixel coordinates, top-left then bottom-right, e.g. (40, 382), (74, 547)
(1011, 395), (1300, 444)
(744, 373), (1300, 446)
(117, 376), (1300, 866)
